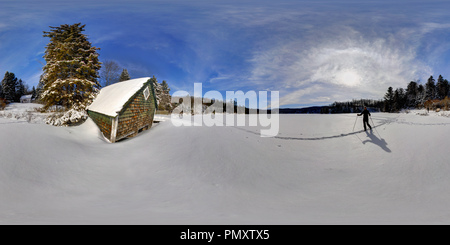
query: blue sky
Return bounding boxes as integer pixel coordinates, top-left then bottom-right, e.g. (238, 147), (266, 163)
(1, 0), (450, 108)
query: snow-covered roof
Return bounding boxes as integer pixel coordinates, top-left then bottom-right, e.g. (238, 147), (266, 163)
(87, 77), (151, 117)
(20, 94), (32, 99)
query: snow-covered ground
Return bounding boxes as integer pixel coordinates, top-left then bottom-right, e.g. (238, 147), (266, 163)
(0, 103), (48, 123)
(1, 103), (450, 224)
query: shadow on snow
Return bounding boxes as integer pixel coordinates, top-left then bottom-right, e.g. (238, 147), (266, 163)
(357, 130), (391, 153)
(235, 121), (392, 153)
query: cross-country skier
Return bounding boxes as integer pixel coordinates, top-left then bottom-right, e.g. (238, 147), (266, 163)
(358, 107), (372, 131)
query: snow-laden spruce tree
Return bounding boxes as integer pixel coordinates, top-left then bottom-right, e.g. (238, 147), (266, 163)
(150, 76), (162, 106)
(41, 23), (101, 126)
(149, 76), (173, 112)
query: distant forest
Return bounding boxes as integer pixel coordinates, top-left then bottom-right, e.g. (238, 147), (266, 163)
(320, 75), (450, 114)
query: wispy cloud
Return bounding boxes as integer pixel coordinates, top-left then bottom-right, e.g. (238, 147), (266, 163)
(249, 27), (434, 106)
(229, 3), (450, 106)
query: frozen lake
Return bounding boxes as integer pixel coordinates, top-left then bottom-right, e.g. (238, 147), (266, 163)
(1, 104), (450, 224)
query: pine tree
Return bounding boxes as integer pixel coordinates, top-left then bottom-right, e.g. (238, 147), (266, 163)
(425, 76), (436, 100)
(31, 86), (37, 100)
(16, 79), (25, 102)
(406, 81), (418, 107)
(119, 69), (131, 82)
(446, 79), (450, 98)
(0, 83), (4, 99)
(161, 80), (168, 92)
(1, 71), (18, 102)
(41, 23), (101, 110)
(436, 75), (449, 100)
(150, 76), (162, 108)
(417, 84), (426, 106)
(383, 86), (394, 112)
(393, 88), (406, 111)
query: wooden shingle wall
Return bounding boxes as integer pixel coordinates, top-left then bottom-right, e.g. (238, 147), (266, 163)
(116, 84), (156, 141)
(87, 110), (113, 141)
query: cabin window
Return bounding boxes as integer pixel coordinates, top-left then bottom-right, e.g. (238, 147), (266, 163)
(143, 86), (150, 100)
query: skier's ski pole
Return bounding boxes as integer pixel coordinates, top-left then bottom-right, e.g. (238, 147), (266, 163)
(352, 114), (358, 132)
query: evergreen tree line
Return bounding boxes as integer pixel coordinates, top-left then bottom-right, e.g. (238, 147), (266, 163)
(0, 71), (36, 103)
(383, 75), (450, 112)
(328, 75), (450, 113)
(328, 99), (384, 113)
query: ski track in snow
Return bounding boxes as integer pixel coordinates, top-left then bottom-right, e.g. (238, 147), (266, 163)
(235, 120), (387, 140)
(234, 114), (450, 141)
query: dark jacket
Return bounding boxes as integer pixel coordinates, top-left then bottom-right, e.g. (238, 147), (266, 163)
(358, 109), (371, 121)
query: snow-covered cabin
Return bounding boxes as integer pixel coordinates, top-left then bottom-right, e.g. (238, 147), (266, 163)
(20, 94), (32, 103)
(87, 77), (158, 143)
